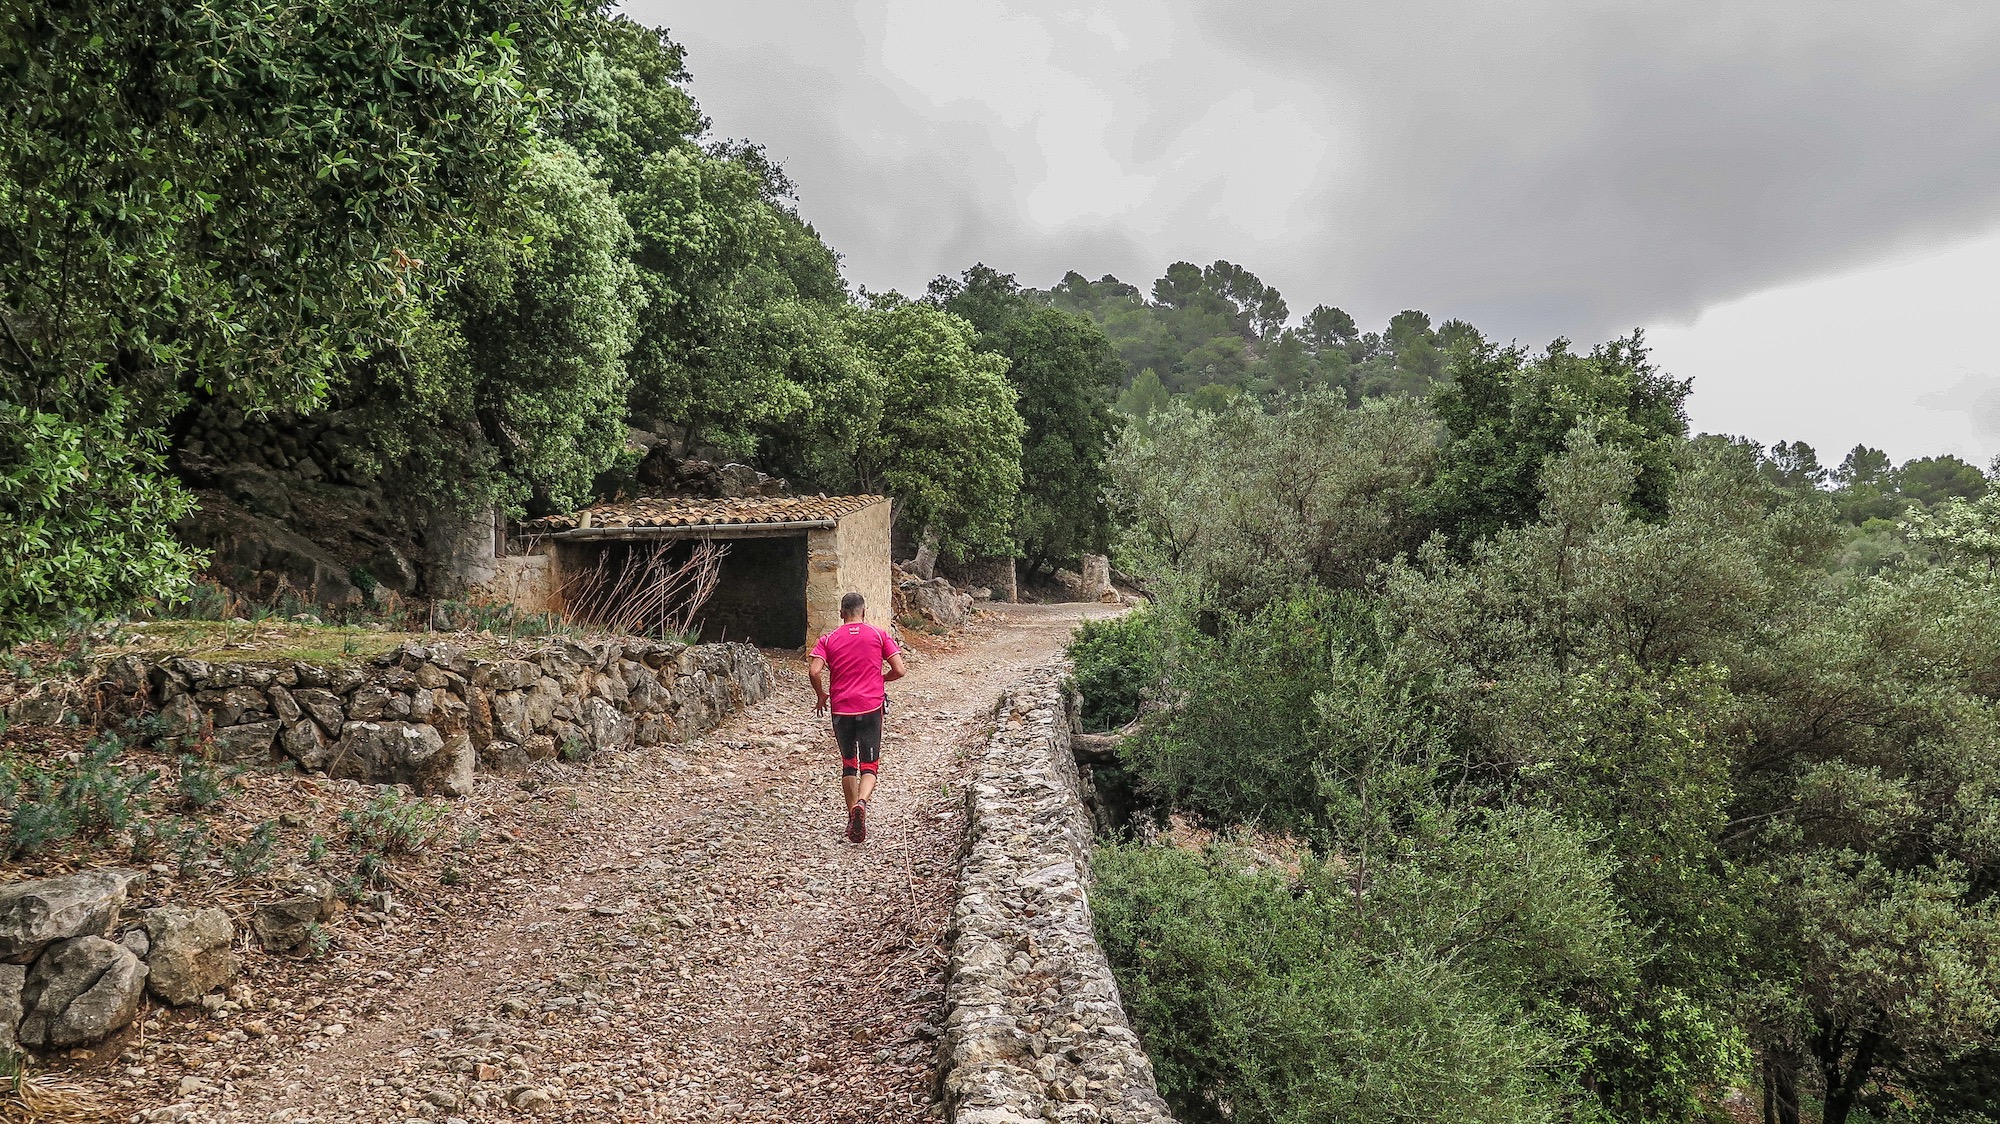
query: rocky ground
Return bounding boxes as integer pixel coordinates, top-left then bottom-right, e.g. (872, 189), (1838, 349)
(83, 602), (1113, 1124)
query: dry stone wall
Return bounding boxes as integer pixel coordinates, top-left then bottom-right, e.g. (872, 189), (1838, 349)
(943, 669), (1176, 1124)
(90, 637), (771, 796)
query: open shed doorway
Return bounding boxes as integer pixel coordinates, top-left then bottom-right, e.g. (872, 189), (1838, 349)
(556, 535), (809, 648)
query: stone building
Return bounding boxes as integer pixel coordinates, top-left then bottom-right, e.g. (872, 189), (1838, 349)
(489, 495), (891, 649)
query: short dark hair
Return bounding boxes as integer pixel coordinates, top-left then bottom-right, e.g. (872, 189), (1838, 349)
(840, 592), (866, 619)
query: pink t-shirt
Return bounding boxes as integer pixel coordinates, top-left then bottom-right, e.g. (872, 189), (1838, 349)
(810, 621), (899, 715)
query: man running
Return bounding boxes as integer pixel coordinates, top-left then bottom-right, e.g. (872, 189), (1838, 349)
(809, 592), (905, 843)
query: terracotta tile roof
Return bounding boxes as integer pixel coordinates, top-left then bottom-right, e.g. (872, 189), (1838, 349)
(528, 494), (886, 534)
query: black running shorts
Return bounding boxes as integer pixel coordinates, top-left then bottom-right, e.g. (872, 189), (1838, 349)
(832, 708), (884, 776)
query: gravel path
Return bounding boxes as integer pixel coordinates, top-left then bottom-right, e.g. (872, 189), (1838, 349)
(123, 603), (1110, 1124)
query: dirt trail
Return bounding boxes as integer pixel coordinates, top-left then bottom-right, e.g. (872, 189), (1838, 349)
(151, 602), (1114, 1124)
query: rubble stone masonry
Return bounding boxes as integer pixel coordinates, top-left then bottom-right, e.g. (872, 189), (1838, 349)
(943, 668), (1176, 1124)
(71, 638), (772, 795)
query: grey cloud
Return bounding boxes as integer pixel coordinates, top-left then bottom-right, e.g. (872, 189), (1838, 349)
(628, 0), (2000, 344)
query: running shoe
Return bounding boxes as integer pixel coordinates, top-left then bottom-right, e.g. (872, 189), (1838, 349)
(847, 801), (867, 844)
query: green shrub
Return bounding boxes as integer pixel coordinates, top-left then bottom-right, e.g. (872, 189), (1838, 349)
(176, 756), (231, 810)
(164, 818), (213, 877)
(1067, 609), (1160, 732)
(1124, 589), (1378, 842)
(343, 791), (449, 855)
(1094, 828), (1623, 1124)
(224, 820), (279, 878)
(0, 736), (157, 859)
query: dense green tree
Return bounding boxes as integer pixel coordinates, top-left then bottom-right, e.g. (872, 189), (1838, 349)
(557, 17), (847, 456)
(356, 144), (642, 515)
(835, 296), (1022, 559)
(934, 265), (1124, 567)
(1763, 439), (1828, 492)
(0, 0), (586, 637)
(1892, 453), (1987, 508)
(1115, 369), (1171, 419)
(993, 307), (1123, 566)
(1107, 393), (1437, 608)
(1424, 333), (1690, 545)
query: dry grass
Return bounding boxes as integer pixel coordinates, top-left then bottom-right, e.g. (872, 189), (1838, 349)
(0, 1067), (105, 1123)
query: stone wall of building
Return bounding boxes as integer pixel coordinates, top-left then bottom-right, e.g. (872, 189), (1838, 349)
(82, 638), (771, 796)
(806, 498), (893, 643)
(942, 668), (1177, 1124)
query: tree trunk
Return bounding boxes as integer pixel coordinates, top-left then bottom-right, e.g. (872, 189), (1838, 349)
(909, 523), (940, 580)
(1821, 1025), (1882, 1124)
(1764, 1047), (1801, 1124)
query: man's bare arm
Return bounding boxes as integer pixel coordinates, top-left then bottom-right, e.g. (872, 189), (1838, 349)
(885, 651), (907, 683)
(809, 656), (830, 713)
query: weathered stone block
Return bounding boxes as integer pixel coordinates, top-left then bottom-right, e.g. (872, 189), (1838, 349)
(583, 697), (634, 754)
(252, 881), (335, 954)
(291, 687), (346, 733)
(490, 690), (528, 744)
(347, 685), (393, 720)
(0, 870), (144, 963)
(141, 907), (236, 1006)
(473, 660), (540, 690)
(280, 718), (332, 770)
(267, 684), (301, 724)
(19, 936), (146, 1048)
(211, 720), (278, 763)
(0, 963), (24, 1051)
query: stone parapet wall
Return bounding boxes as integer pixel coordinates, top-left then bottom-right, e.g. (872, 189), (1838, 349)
(87, 637), (771, 796)
(943, 668), (1176, 1124)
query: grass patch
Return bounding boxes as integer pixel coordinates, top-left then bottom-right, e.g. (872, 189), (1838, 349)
(111, 620), (411, 666)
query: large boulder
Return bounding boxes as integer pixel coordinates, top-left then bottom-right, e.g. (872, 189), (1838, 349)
(0, 870), (143, 963)
(141, 907), (237, 1006)
(18, 936), (147, 1048)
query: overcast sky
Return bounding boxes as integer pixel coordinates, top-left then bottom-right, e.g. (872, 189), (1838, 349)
(625, 0), (2000, 465)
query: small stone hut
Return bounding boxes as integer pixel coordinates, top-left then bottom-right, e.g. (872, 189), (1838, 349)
(493, 495), (891, 649)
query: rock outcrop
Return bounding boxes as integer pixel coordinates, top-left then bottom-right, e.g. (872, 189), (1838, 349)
(897, 573), (975, 629)
(942, 669), (1176, 1123)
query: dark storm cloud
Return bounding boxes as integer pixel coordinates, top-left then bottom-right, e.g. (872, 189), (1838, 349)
(625, 0), (2000, 342)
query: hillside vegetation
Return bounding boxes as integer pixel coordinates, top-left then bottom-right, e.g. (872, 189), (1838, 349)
(1077, 341), (2000, 1124)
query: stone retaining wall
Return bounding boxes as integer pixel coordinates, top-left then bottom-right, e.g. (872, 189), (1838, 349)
(79, 637), (770, 796)
(943, 668), (1176, 1124)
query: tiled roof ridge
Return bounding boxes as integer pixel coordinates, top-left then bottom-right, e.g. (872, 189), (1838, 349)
(525, 493), (886, 533)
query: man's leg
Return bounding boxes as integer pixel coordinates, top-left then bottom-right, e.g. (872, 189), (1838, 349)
(847, 709), (884, 841)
